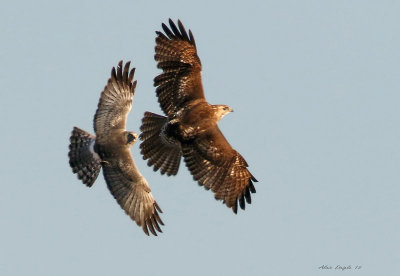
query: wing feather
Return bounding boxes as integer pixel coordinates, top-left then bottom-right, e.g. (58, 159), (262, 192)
(94, 61), (137, 141)
(102, 155), (164, 236)
(182, 126), (257, 213)
(154, 19), (205, 116)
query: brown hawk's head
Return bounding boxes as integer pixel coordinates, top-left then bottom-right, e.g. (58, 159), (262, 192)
(212, 104), (234, 121)
(125, 131), (138, 146)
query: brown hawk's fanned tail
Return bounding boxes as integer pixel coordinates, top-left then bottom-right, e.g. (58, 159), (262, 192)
(68, 127), (101, 187)
(139, 112), (182, 176)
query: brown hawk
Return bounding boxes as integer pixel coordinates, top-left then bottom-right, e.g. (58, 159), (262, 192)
(68, 61), (163, 236)
(140, 20), (258, 213)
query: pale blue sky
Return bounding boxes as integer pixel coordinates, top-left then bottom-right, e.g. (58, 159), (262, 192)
(1, 1), (399, 275)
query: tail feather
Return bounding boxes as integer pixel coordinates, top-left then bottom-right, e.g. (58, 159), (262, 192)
(68, 127), (101, 187)
(139, 112), (182, 176)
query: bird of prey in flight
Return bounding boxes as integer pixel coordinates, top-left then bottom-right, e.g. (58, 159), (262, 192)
(68, 61), (163, 236)
(140, 19), (258, 213)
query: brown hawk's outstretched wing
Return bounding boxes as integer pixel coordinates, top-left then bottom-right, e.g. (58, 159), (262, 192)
(182, 126), (257, 213)
(102, 156), (164, 236)
(94, 61), (136, 142)
(154, 19), (205, 116)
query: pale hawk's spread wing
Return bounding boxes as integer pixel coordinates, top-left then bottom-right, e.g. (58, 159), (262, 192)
(94, 61), (163, 235)
(69, 61), (163, 236)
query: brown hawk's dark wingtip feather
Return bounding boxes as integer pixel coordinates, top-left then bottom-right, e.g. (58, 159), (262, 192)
(189, 30), (196, 48)
(159, 19), (195, 47)
(232, 201), (238, 214)
(177, 20), (189, 41)
(155, 30), (167, 40)
(244, 187), (252, 204)
(239, 193), (246, 210)
(249, 182), (257, 193)
(162, 22), (174, 39)
(168, 19), (181, 38)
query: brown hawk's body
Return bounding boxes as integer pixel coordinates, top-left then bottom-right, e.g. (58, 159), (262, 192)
(68, 61), (163, 236)
(140, 20), (257, 213)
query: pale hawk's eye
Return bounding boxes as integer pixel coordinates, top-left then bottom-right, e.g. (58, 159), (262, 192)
(127, 133), (136, 144)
